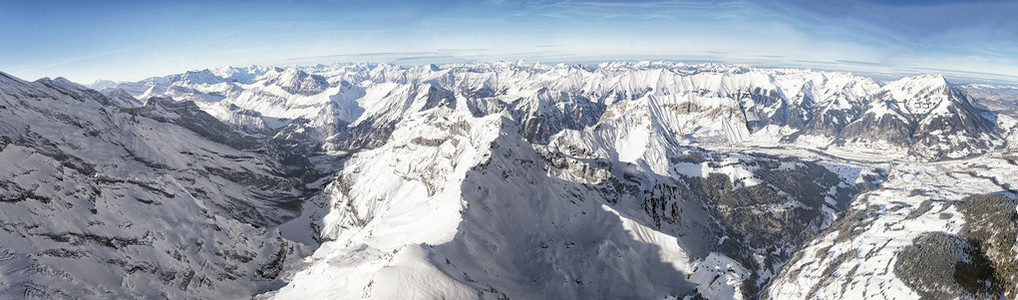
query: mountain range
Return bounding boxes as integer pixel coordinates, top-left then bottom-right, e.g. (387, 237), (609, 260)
(1, 62), (1015, 299)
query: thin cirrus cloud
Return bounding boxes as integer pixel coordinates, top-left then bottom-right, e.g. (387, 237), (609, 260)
(0, 0), (1015, 84)
(750, 0), (1018, 82)
(498, 0), (752, 20)
(761, 0), (1018, 53)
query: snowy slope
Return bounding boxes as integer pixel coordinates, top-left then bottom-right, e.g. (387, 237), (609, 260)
(0, 72), (312, 298)
(267, 103), (860, 299)
(766, 155), (1018, 299)
(250, 64), (872, 299)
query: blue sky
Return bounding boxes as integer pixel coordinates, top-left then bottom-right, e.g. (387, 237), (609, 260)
(1, 0), (1016, 84)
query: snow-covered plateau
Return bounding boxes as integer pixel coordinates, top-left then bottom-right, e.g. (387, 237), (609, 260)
(1, 61), (1015, 299)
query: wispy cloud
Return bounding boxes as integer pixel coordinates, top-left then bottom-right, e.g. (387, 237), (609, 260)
(275, 49), (566, 66)
(496, 0), (750, 21)
(835, 59), (880, 66)
(13, 44), (149, 75)
(756, 0), (1018, 54)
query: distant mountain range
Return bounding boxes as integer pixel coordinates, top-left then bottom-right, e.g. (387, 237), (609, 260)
(107, 62), (1005, 161)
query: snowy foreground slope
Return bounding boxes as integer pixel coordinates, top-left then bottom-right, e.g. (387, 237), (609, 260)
(0, 62), (1015, 299)
(0, 73), (315, 298)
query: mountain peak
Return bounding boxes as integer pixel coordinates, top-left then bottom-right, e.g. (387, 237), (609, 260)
(880, 74), (953, 116)
(0, 71), (29, 86)
(179, 69), (225, 85)
(260, 67), (329, 96)
(35, 76), (83, 89)
(885, 74), (949, 92)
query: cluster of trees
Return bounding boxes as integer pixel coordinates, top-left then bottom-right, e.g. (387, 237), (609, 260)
(894, 194), (1017, 299)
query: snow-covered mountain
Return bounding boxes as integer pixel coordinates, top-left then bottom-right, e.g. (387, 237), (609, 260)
(0, 72), (325, 298)
(112, 62), (1002, 161)
(1, 62), (1015, 299)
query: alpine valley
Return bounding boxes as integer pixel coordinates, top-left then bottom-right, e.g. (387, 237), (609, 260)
(0, 62), (1015, 299)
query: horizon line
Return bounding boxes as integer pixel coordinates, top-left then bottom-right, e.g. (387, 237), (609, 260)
(16, 58), (1018, 88)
